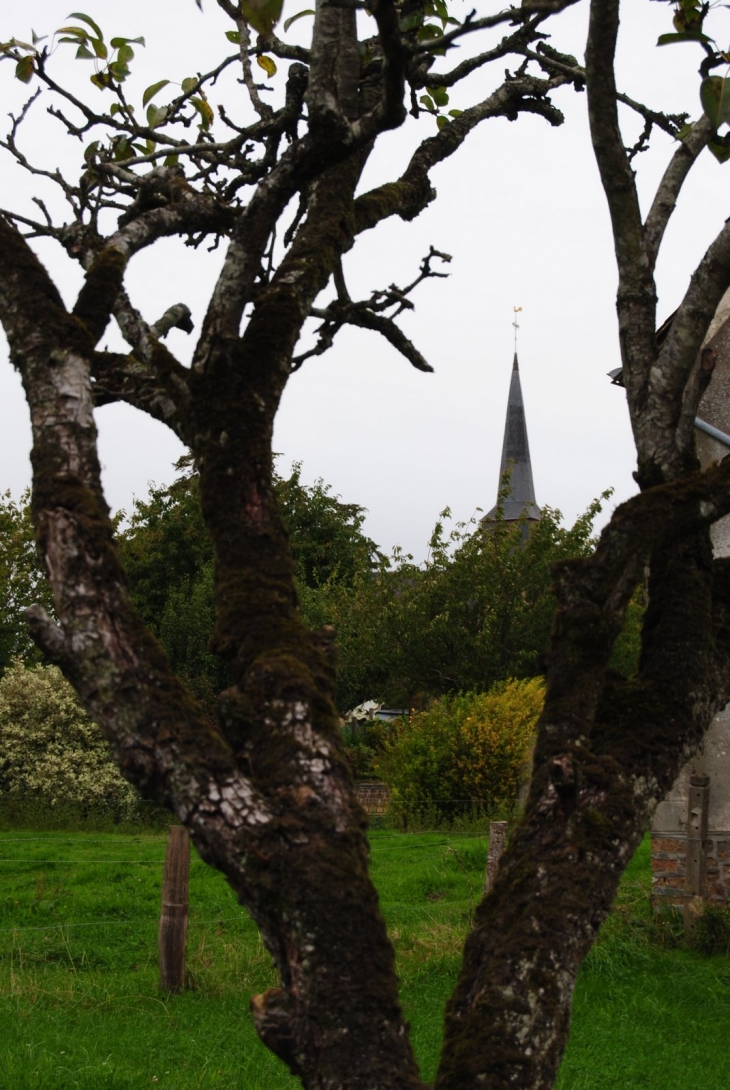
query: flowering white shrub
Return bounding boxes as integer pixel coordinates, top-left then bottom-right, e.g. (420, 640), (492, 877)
(0, 660), (138, 810)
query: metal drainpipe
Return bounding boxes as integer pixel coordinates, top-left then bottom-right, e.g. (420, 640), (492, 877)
(607, 368), (730, 449)
(694, 417), (730, 449)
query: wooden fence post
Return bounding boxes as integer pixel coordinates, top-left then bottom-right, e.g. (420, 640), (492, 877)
(158, 824), (190, 993)
(685, 770), (710, 897)
(484, 820), (508, 895)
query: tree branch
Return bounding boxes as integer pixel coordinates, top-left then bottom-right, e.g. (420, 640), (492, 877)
(236, 16), (275, 120)
(294, 245), (449, 370)
(408, 9), (523, 56)
(354, 71), (568, 236)
(152, 303), (194, 339)
(306, 0), (361, 133)
(637, 217), (730, 482)
(644, 115), (713, 270)
(256, 32), (311, 64)
(585, 0), (645, 283)
(367, 0), (408, 132)
(423, 18), (546, 89)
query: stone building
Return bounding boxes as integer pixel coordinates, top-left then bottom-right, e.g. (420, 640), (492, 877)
(651, 296), (730, 909)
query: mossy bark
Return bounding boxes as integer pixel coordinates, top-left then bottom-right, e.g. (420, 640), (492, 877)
(0, 169), (423, 1088)
(4, 4), (730, 1087)
(182, 151), (422, 1088)
(435, 516), (730, 1089)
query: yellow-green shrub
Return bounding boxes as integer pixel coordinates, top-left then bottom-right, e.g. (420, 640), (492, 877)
(376, 679), (543, 821)
(0, 660), (138, 812)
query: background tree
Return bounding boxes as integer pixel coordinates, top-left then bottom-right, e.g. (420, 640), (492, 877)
(0, 2), (728, 1090)
(330, 494), (614, 710)
(0, 658), (138, 813)
(376, 679), (544, 822)
(114, 465), (617, 713)
(0, 490), (54, 672)
(115, 457), (380, 704)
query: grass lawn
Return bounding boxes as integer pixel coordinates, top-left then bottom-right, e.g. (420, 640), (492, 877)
(0, 827), (728, 1087)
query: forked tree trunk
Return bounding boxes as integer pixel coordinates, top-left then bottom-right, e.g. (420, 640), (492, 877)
(4, 0), (730, 1082)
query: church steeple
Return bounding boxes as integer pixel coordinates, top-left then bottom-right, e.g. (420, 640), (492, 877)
(482, 350), (541, 524)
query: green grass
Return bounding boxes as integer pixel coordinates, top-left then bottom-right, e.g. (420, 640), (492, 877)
(0, 830), (727, 1087)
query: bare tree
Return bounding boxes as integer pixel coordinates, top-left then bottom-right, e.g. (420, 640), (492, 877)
(1, 1), (729, 1088)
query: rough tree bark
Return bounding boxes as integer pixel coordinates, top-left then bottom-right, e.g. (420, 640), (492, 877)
(1, 1), (729, 1088)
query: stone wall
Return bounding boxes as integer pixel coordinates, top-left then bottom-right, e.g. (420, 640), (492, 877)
(650, 294), (730, 909)
(651, 831), (730, 908)
(652, 705), (730, 908)
(356, 781), (391, 816)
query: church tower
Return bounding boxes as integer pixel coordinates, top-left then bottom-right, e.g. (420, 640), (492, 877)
(482, 351), (541, 525)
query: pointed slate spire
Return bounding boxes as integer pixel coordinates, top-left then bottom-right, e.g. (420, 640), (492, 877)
(482, 352), (541, 524)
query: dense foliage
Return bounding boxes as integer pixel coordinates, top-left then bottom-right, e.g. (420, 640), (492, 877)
(0, 471), (640, 710)
(116, 477), (629, 711)
(327, 495), (617, 711)
(0, 660), (138, 812)
(375, 680), (544, 822)
(0, 491), (54, 672)
(116, 459), (381, 705)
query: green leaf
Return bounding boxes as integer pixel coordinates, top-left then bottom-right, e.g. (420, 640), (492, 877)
(432, 0), (448, 29)
(428, 85), (449, 107)
(225, 30), (241, 43)
(145, 138), (157, 153)
(75, 43), (94, 59)
(399, 11), (423, 31)
(91, 37), (108, 59)
(108, 60), (130, 83)
(83, 139), (100, 162)
(447, 109), (463, 118)
(116, 43), (134, 65)
(113, 136), (130, 159)
(146, 104), (160, 128)
(709, 136), (730, 163)
(239, 0), (284, 37)
(66, 12), (104, 41)
(657, 31), (711, 45)
(143, 78), (170, 106)
(436, 114), (449, 130)
(110, 36), (145, 47)
(283, 9), (315, 31)
(419, 94), (435, 113)
(701, 76), (730, 129)
(2, 38), (35, 53)
(164, 154), (180, 167)
(256, 54), (277, 78)
(191, 96), (214, 130)
(181, 77), (198, 94)
(14, 55), (34, 83)
(90, 71), (111, 89)
(31, 30), (48, 46)
(56, 26), (91, 39)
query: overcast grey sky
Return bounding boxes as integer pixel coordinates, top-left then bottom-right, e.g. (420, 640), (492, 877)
(1, 1), (728, 558)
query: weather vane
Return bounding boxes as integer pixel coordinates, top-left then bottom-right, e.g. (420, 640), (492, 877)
(512, 306), (522, 352)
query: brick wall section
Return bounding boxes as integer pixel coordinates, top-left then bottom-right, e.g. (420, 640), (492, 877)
(651, 832), (730, 907)
(711, 836), (730, 902)
(356, 782), (391, 816)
